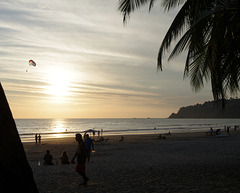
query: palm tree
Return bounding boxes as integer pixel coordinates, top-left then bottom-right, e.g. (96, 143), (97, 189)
(118, 0), (240, 105)
(0, 83), (38, 192)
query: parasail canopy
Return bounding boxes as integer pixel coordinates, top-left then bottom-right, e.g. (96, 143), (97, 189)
(29, 60), (36, 67)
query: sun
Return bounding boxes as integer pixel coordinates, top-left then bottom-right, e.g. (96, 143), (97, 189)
(45, 67), (74, 102)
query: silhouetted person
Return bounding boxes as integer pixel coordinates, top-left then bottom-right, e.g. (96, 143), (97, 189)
(216, 129), (221, 135)
(35, 134), (38, 143)
(43, 150), (54, 165)
(61, 151), (70, 164)
(227, 127), (230, 134)
(118, 135), (124, 141)
(210, 127), (214, 136)
(38, 134), (41, 143)
(71, 133), (89, 185)
(85, 134), (94, 163)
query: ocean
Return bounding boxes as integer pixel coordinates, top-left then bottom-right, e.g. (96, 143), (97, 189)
(15, 118), (240, 142)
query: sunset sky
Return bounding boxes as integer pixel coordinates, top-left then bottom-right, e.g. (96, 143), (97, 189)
(0, 0), (212, 118)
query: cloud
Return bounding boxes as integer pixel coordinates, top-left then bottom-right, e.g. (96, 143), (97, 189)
(0, 0), (212, 118)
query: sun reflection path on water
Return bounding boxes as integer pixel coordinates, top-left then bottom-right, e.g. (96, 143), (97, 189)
(51, 119), (69, 138)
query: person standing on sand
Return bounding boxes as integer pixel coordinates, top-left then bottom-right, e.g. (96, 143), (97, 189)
(71, 133), (89, 185)
(38, 134), (41, 143)
(35, 133), (38, 143)
(85, 134), (94, 163)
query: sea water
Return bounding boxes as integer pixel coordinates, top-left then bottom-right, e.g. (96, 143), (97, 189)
(16, 118), (240, 142)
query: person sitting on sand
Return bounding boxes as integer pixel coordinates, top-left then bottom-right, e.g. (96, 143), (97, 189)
(61, 151), (70, 164)
(43, 150), (54, 165)
(158, 134), (166, 139)
(94, 136), (108, 143)
(118, 136), (124, 142)
(71, 133), (89, 185)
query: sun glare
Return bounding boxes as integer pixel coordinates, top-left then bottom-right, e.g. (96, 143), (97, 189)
(51, 119), (67, 138)
(51, 119), (65, 132)
(45, 67), (74, 102)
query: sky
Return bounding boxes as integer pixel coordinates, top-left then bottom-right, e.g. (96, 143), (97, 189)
(0, 0), (213, 119)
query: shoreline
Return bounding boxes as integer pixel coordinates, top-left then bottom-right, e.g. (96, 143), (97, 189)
(21, 127), (240, 143)
(17, 118), (240, 143)
(21, 131), (201, 143)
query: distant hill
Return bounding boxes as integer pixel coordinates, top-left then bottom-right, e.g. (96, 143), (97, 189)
(169, 99), (240, 118)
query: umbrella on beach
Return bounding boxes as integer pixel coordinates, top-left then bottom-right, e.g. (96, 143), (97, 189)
(84, 129), (97, 134)
(84, 129), (98, 138)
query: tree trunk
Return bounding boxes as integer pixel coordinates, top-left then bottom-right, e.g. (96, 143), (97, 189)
(0, 83), (38, 192)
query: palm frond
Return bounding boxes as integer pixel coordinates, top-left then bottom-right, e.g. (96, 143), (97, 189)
(157, 0), (192, 70)
(119, 0), (240, 106)
(118, 0), (155, 22)
(168, 28), (192, 61)
(149, 0), (156, 11)
(161, 0), (186, 11)
(158, 0), (214, 70)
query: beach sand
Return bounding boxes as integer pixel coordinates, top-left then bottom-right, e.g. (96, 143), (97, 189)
(23, 131), (240, 193)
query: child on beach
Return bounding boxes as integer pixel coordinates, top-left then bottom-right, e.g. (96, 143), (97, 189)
(71, 133), (89, 185)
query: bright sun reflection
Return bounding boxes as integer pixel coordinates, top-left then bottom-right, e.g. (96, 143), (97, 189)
(45, 67), (74, 102)
(51, 119), (67, 138)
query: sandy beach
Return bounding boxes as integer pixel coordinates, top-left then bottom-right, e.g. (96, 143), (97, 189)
(23, 131), (240, 193)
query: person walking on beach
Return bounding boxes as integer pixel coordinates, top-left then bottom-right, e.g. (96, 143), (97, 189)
(85, 134), (94, 163)
(71, 133), (89, 185)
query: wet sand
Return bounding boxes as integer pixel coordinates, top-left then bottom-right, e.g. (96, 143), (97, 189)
(23, 131), (240, 193)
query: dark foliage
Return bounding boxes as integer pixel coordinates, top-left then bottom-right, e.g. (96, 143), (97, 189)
(169, 98), (240, 118)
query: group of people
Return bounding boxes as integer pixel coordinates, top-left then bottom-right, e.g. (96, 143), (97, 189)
(43, 133), (94, 185)
(91, 129), (103, 138)
(206, 125), (240, 136)
(43, 150), (70, 165)
(35, 134), (41, 143)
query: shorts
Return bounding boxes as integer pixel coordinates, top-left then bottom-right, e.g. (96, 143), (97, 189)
(75, 163), (85, 173)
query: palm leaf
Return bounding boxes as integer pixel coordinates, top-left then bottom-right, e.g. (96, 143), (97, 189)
(118, 0), (240, 106)
(157, 0), (192, 70)
(161, 0), (186, 11)
(118, 0), (155, 22)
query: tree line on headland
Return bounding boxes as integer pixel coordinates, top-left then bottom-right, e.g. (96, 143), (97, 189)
(169, 98), (240, 118)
